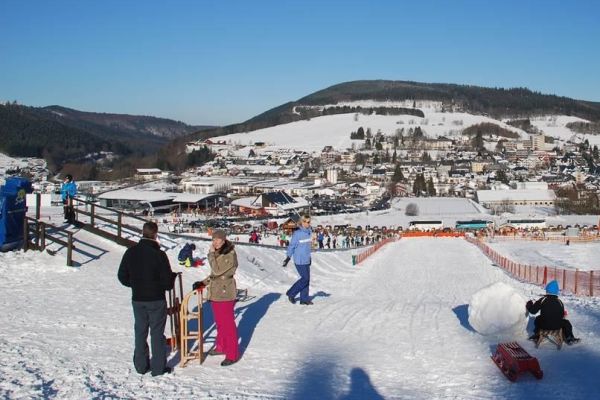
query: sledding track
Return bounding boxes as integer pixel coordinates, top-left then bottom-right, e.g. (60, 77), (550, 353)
(1, 236), (599, 399)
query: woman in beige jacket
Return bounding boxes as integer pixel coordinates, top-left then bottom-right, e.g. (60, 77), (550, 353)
(195, 229), (240, 366)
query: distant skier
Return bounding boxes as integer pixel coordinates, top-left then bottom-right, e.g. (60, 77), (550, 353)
(526, 280), (580, 345)
(317, 231), (324, 249)
(60, 174), (77, 224)
(282, 215), (314, 305)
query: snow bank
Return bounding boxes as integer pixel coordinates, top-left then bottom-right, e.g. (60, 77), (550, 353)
(468, 282), (528, 336)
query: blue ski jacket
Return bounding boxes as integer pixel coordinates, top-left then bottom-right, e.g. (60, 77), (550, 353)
(61, 181), (77, 201)
(286, 226), (312, 266)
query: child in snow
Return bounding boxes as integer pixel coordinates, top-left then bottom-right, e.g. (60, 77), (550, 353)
(178, 243), (196, 267)
(526, 280), (580, 345)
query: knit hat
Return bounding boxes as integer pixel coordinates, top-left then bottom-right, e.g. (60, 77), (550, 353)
(545, 280), (559, 296)
(212, 229), (227, 240)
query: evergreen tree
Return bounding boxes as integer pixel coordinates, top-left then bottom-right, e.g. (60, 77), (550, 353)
(186, 146), (214, 167)
(412, 173), (426, 196)
(472, 130), (484, 151)
(391, 164), (404, 182)
(357, 127), (365, 139)
(495, 169), (509, 184)
(392, 149), (397, 163)
(426, 177), (436, 196)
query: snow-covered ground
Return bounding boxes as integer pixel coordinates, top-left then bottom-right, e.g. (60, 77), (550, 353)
(486, 239), (600, 271)
(2, 226), (600, 398)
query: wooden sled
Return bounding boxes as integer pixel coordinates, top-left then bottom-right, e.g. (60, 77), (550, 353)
(179, 289), (205, 367)
(536, 329), (563, 350)
(166, 273), (183, 351)
(491, 342), (543, 381)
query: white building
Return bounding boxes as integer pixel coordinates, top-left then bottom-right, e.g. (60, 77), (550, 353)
(476, 189), (556, 208)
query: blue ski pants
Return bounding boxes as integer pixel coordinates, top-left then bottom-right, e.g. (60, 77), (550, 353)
(287, 263), (311, 302)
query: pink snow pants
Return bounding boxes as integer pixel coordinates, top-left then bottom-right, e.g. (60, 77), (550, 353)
(211, 300), (239, 361)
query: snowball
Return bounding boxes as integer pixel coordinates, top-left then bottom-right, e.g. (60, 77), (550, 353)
(468, 282), (528, 336)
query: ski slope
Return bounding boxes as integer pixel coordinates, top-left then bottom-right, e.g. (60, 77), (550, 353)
(1, 234), (599, 399)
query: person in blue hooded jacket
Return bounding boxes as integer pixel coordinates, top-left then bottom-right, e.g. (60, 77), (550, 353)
(526, 280), (580, 344)
(283, 215), (314, 305)
(60, 174), (77, 223)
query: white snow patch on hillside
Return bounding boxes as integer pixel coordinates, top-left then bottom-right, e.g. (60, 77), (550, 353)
(529, 115), (600, 146)
(223, 111), (529, 152)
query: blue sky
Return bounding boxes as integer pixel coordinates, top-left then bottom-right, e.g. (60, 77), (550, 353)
(1, 0), (599, 126)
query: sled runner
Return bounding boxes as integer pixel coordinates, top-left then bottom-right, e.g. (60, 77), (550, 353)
(236, 288), (255, 302)
(491, 342), (543, 381)
(535, 329), (563, 349)
(166, 273), (183, 351)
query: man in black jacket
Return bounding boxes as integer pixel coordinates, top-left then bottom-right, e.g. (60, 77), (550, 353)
(118, 222), (176, 376)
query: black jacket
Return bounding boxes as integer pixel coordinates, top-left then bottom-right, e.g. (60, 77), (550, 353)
(526, 294), (565, 330)
(118, 238), (175, 301)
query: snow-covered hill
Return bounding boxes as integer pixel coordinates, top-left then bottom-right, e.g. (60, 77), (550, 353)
(218, 102), (593, 152)
(1, 228), (599, 399)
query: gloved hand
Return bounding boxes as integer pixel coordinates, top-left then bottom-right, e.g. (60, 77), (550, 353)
(192, 281), (206, 291)
(282, 256), (290, 267)
(526, 300), (533, 311)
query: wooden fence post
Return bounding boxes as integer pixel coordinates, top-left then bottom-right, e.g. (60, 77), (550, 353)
(35, 193), (41, 221)
(22, 217), (28, 251)
(90, 203), (95, 227)
(574, 269), (579, 295)
(117, 213), (122, 239)
(40, 222), (46, 251)
(67, 232), (73, 267)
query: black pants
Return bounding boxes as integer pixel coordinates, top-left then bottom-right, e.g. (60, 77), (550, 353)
(132, 300), (168, 375)
(534, 317), (575, 339)
(63, 200), (75, 223)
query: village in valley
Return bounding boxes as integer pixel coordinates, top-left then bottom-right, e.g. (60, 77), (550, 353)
(5, 102), (599, 242)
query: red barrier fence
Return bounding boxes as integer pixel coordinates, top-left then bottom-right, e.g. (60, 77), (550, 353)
(352, 237), (398, 265)
(466, 237), (600, 297)
(400, 231), (465, 238)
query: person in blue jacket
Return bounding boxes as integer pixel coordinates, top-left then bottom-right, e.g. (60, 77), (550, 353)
(178, 243), (196, 267)
(283, 215), (314, 305)
(60, 174), (77, 223)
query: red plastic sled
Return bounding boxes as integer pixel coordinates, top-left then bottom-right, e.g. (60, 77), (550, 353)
(491, 342), (543, 381)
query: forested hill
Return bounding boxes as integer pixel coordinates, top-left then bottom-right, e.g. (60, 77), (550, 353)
(43, 105), (209, 140)
(0, 103), (211, 171)
(183, 80), (600, 145)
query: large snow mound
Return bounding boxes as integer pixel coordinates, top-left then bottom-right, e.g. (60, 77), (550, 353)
(468, 282), (528, 336)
